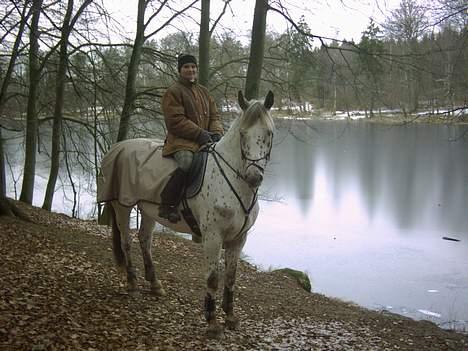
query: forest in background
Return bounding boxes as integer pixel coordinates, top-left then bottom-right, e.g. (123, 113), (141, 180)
(0, 0), (466, 217)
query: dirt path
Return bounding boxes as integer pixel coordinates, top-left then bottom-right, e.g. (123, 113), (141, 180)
(1, 202), (466, 350)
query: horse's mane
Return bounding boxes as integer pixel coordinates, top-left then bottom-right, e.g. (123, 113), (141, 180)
(239, 101), (274, 131)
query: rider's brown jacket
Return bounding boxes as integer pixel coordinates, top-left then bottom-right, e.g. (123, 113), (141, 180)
(161, 78), (223, 156)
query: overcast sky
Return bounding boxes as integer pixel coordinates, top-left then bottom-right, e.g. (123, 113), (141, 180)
(103, 0), (402, 44)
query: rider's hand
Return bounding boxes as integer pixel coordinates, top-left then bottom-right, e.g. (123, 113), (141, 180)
(209, 132), (222, 142)
(196, 130), (212, 145)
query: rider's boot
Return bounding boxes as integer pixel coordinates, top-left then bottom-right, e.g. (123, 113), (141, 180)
(158, 168), (187, 223)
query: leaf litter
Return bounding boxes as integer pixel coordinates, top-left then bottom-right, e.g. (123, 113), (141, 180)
(0, 201), (467, 350)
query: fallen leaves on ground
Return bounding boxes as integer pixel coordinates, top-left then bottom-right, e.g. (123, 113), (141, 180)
(0, 201), (467, 350)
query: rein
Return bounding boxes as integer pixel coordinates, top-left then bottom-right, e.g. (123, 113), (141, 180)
(209, 144), (258, 215)
(208, 143), (259, 236)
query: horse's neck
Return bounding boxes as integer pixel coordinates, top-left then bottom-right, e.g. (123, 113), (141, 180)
(214, 119), (242, 169)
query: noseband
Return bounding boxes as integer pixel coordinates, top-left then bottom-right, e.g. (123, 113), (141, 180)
(240, 135), (273, 173)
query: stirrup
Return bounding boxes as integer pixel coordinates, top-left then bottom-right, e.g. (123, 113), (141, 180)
(158, 205), (181, 223)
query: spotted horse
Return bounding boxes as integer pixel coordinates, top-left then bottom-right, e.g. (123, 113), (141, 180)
(97, 90), (275, 338)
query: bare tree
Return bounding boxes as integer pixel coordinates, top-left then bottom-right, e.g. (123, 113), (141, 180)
(384, 0), (429, 41)
(116, 0), (197, 142)
(383, 0), (429, 112)
(42, 0), (94, 211)
(198, 0), (211, 86)
(0, 0), (33, 218)
(19, 0), (43, 204)
(198, 0), (231, 86)
(432, 0), (467, 30)
(245, 0), (269, 99)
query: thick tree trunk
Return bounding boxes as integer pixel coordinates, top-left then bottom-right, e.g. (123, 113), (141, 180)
(20, 0), (43, 204)
(42, 1), (74, 211)
(42, 0), (92, 211)
(0, 130), (5, 197)
(0, 1), (32, 199)
(0, 196), (14, 217)
(116, 0), (146, 142)
(0, 196), (30, 220)
(244, 0), (268, 100)
(198, 0), (211, 86)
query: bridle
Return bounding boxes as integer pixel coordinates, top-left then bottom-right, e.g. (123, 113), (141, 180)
(207, 130), (273, 235)
(240, 133), (273, 174)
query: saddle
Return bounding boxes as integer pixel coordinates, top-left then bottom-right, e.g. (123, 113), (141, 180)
(185, 148), (209, 198)
(181, 148), (210, 237)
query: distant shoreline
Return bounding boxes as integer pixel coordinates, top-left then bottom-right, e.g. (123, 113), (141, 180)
(269, 109), (468, 125)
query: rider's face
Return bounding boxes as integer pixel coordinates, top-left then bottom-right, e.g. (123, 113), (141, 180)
(180, 63), (198, 82)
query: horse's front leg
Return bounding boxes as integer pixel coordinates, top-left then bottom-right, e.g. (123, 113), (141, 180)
(202, 233), (223, 339)
(137, 211), (165, 296)
(222, 236), (246, 330)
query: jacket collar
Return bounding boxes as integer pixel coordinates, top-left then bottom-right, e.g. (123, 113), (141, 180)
(178, 77), (198, 88)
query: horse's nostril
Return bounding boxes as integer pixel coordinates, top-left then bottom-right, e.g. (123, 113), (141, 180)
(247, 173), (263, 188)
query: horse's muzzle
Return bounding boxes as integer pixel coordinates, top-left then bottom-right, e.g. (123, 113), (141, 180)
(245, 164), (264, 188)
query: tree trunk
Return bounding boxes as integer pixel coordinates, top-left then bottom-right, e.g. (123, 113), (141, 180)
(116, 0), (146, 142)
(198, 0), (211, 86)
(0, 1), (31, 198)
(244, 0), (268, 100)
(99, 0), (146, 225)
(42, 0), (73, 211)
(0, 130), (6, 197)
(42, 0), (92, 211)
(20, 0), (43, 204)
(0, 196), (30, 221)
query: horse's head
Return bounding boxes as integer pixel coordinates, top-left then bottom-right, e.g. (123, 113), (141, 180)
(237, 90), (275, 188)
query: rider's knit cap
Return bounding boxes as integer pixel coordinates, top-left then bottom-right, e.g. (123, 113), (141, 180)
(178, 54), (197, 72)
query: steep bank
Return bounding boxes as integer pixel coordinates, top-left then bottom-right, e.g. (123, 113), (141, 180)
(0, 202), (466, 350)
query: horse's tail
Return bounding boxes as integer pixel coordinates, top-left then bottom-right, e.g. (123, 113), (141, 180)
(109, 204), (126, 269)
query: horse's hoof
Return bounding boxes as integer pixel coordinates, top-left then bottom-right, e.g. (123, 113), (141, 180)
(206, 325), (224, 339)
(150, 280), (166, 296)
(150, 287), (166, 296)
(225, 316), (240, 330)
(128, 288), (140, 297)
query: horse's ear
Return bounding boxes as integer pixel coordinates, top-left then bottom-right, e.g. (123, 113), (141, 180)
(264, 90), (274, 110)
(238, 90), (249, 111)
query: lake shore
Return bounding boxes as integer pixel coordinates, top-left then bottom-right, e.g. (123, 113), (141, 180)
(269, 109), (468, 126)
(1, 201), (467, 350)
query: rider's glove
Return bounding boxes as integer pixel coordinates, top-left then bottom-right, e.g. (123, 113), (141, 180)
(196, 130), (213, 145)
(209, 132), (222, 142)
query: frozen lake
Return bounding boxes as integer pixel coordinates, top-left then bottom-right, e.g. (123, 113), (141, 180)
(244, 120), (468, 331)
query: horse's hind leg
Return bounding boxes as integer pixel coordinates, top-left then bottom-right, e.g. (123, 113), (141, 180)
(111, 201), (138, 293)
(222, 237), (246, 330)
(138, 211), (166, 296)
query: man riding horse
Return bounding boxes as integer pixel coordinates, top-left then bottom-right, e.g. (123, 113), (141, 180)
(159, 54), (224, 223)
